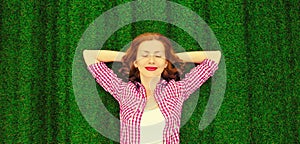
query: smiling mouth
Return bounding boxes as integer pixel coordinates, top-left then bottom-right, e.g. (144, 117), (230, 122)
(145, 67), (158, 71)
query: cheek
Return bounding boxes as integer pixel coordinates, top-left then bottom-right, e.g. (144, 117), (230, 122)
(137, 60), (147, 67)
(157, 60), (167, 67)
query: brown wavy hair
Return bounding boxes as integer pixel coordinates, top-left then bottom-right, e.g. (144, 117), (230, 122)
(119, 33), (184, 83)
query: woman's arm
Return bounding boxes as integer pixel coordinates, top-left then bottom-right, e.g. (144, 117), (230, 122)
(83, 50), (125, 65)
(176, 51), (221, 64)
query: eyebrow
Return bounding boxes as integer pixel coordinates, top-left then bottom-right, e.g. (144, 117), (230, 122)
(143, 51), (162, 54)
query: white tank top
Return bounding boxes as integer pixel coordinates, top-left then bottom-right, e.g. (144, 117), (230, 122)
(140, 108), (166, 144)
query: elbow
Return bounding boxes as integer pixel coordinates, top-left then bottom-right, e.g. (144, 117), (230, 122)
(83, 50), (91, 65)
(207, 51), (222, 64)
(83, 50), (88, 63)
(208, 51), (221, 64)
(215, 51), (221, 64)
(83, 50), (87, 59)
(83, 50), (98, 66)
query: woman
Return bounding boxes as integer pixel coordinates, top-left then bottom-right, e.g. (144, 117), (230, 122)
(83, 33), (221, 144)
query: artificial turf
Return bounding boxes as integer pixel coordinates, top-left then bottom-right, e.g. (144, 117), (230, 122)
(1, 0), (299, 143)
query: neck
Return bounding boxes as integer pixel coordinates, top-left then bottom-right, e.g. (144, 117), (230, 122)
(140, 75), (161, 92)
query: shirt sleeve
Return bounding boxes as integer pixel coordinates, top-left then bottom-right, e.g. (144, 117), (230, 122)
(87, 62), (126, 103)
(177, 59), (218, 101)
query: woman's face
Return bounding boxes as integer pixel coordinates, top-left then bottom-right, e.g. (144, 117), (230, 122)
(134, 40), (168, 78)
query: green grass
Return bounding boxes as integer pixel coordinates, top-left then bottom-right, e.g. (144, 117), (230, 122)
(1, 0), (299, 143)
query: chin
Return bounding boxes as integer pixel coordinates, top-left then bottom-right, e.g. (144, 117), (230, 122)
(142, 72), (161, 78)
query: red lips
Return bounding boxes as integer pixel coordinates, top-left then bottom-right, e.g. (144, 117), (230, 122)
(145, 67), (158, 71)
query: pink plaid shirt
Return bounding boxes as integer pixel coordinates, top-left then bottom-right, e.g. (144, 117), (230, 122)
(88, 59), (218, 144)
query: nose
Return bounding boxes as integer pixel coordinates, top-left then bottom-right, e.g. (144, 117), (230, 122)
(148, 55), (155, 64)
